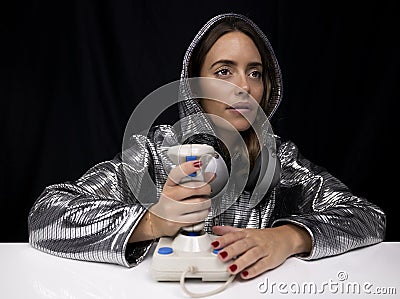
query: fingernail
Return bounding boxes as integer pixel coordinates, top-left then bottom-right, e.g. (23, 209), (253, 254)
(219, 251), (228, 259)
(229, 264), (237, 272)
(211, 241), (219, 248)
(242, 270), (249, 277)
(193, 161), (202, 168)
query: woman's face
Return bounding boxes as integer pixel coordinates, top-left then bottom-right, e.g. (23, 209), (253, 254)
(199, 31), (264, 132)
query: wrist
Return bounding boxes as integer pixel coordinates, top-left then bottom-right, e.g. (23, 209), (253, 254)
(128, 210), (162, 243)
(128, 211), (153, 243)
(276, 223), (312, 256)
(147, 211), (157, 240)
(148, 208), (177, 238)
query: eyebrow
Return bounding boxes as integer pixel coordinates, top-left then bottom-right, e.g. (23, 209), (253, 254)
(209, 59), (263, 69)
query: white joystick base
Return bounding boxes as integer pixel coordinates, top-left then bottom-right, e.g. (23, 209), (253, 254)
(151, 232), (229, 281)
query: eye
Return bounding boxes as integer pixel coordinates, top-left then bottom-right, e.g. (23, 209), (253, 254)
(249, 70), (262, 79)
(215, 68), (232, 77)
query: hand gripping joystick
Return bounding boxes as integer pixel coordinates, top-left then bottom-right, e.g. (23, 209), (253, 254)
(151, 144), (233, 291)
(166, 144), (216, 234)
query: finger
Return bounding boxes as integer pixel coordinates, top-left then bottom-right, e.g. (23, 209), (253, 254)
(216, 235), (256, 263)
(180, 197), (210, 204)
(211, 226), (244, 252)
(177, 208), (211, 224)
(167, 197), (211, 215)
(212, 225), (242, 236)
(168, 182), (212, 200)
(203, 172), (217, 183)
(163, 182), (211, 202)
(165, 160), (202, 186)
(152, 197), (211, 223)
(239, 255), (281, 280)
(225, 246), (265, 276)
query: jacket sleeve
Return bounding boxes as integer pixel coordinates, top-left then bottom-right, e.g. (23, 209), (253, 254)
(272, 140), (386, 260)
(28, 147), (157, 267)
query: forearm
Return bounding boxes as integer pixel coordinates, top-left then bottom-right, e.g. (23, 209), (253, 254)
(272, 200), (386, 260)
(29, 188), (143, 266)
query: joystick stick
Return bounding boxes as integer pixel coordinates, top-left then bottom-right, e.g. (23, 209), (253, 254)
(151, 144), (232, 284)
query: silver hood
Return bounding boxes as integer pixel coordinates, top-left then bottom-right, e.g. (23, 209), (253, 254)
(178, 12), (283, 124)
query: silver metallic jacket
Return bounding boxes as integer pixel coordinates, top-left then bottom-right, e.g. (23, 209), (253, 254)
(28, 13), (386, 267)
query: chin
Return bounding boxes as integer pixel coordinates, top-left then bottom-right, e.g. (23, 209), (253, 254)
(232, 121), (252, 132)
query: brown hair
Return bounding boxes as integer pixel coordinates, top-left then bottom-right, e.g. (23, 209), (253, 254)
(188, 17), (271, 169)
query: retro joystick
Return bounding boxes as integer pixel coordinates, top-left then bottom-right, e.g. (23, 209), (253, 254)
(165, 144), (227, 234)
(151, 144), (232, 285)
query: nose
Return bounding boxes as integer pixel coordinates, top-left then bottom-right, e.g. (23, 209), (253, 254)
(234, 73), (250, 96)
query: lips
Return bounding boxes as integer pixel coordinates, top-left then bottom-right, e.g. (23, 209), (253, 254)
(227, 102), (252, 112)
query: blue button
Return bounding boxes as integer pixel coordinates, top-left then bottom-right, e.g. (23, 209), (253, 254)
(158, 247), (173, 255)
(212, 248), (222, 254)
(185, 155), (197, 177)
(185, 155), (197, 162)
(187, 231), (200, 236)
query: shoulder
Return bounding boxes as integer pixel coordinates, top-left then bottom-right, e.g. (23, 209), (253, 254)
(148, 124), (180, 145)
(123, 125), (180, 153)
(275, 136), (300, 160)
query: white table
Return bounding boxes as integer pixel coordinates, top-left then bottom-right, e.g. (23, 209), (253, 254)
(0, 242), (399, 298)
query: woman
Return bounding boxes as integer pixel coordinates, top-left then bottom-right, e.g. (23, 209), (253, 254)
(28, 13), (386, 280)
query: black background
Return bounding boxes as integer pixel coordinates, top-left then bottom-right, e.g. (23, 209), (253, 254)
(1, 1), (398, 242)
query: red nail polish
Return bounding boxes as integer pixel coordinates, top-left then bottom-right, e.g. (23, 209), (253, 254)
(219, 251), (228, 259)
(211, 241), (219, 248)
(229, 264), (237, 272)
(242, 270), (249, 277)
(193, 161), (202, 168)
